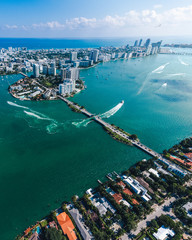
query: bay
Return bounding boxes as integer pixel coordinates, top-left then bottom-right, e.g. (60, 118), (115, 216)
(0, 51), (192, 239)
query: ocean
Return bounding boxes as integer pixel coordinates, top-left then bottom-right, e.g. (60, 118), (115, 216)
(0, 39), (192, 239)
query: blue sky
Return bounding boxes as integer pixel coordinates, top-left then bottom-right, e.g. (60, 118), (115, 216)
(1, 0), (192, 38)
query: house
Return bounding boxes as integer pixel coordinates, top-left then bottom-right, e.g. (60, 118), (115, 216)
(153, 225), (175, 240)
(149, 168), (160, 178)
(69, 207), (93, 240)
(90, 193), (116, 216)
(56, 212), (77, 240)
(117, 181), (126, 189)
(122, 176), (152, 202)
(183, 202), (192, 217)
(48, 221), (58, 229)
(136, 177), (154, 194)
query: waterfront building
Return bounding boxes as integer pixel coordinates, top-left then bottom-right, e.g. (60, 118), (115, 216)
(79, 60), (90, 67)
(70, 52), (77, 62)
(134, 40), (138, 47)
(73, 61), (80, 68)
(56, 212), (77, 240)
(146, 45), (152, 55)
(151, 46), (158, 55)
(69, 207), (93, 240)
(90, 49), (99, 63)
(66, 68), (79, 81)
(122, 176), (152, 201)
(33, 64), (39, 78)
(59, 81), (73, 95)
(139, 39), (143, 47)
(145, 38), (151, 48)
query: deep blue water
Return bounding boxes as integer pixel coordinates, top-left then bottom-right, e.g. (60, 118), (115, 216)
(0, 36), (192, 49)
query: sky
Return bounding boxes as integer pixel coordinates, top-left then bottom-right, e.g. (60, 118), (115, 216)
(1, 0), (192, 38)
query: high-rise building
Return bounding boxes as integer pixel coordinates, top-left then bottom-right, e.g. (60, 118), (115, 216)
(145, 39), (151, 48)
(59, 81), (73, 95)
(138, 39), (142, 47)
(66, 68), (79, 81)
(33, 64), (39, 78)
(43, 65), (48, 75)
(60, 68), (67, 80)
(146, 45), (152, 55)
(90, 49), (99, 63)
(49, 62), (56, 76)
(70, 52), (77, 62)
(134, 40), (138, 47)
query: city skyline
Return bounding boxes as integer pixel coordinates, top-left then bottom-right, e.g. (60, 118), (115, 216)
(1, 0), (192, 38)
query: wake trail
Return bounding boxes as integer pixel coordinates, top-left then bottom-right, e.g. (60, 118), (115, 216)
(72, 101), (124, 128)
(7, 101), (29, 109)
(23, 111), (52, 121)
(99, 101), (124, 119)
(152, 63), (169, 73)
(137, 62), (169, 95)
(178, 57), (189, 66)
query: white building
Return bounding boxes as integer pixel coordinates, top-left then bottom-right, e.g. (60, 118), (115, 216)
(33, 64), (39, 78)
(70, 52), (77, 62)
(122, 176), (152, 202)
(153, 225), (175, 240)
(59, 81), (73, 95)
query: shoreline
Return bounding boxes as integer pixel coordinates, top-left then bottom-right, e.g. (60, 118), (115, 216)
(17, 136), (192, 240)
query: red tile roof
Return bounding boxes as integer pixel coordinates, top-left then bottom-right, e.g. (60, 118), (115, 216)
(132, 199), (139, 205)
(123, 188), (133, 196)
(57, 212), (77, 240)
(117, 181), (126, 188)
(113, 193), (123, 204)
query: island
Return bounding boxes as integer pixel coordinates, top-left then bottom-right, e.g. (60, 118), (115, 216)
(16, 137), (192, 240)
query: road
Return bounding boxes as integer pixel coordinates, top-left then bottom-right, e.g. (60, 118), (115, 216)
(129, 197), (176, 238)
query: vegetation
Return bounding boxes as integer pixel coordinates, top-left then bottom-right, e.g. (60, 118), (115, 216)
(103, 126), (132, 145)
(41, 228), (67, 240)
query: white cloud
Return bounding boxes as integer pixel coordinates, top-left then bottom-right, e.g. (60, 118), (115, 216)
(3, 5), (192, 36)
(5, 24), (18, 29)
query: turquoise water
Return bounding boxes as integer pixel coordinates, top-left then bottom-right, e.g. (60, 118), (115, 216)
(1, 53), (192, 239)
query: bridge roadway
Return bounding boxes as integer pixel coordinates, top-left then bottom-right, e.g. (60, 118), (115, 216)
(19, 72), (28, 78)
(58, 95), (162, 159)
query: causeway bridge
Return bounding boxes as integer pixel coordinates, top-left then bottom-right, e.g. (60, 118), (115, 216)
(58, 95), (163, 159)
(19, 72), (28, 78)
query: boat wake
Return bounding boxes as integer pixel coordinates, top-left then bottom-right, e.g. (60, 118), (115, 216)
(137, 63), (169, 95)
(152, 63), (169, 74)
(23, 110), (52, 120)
(72, 101), (124, 128)
(7, 101), (29, 109)
(99, 101), (124, 119)
(178, 57), (189, 66)
(167, 73), (185, 77)
(8, 101), (61, 134)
